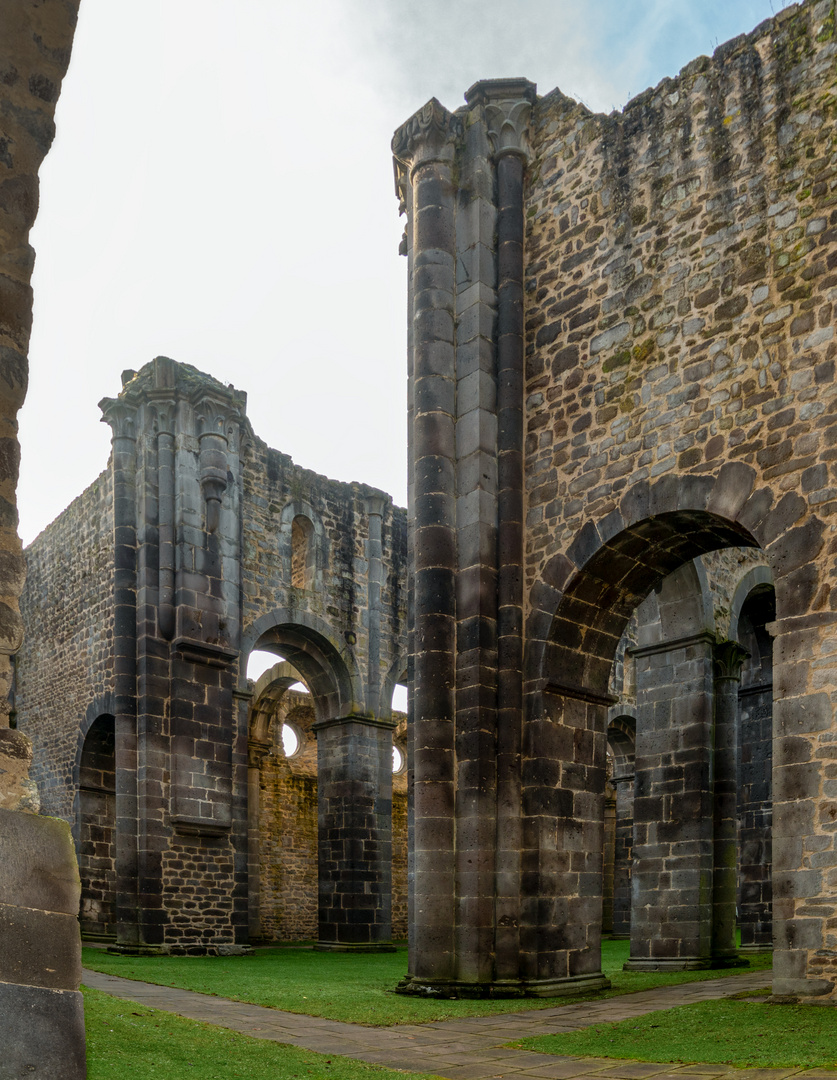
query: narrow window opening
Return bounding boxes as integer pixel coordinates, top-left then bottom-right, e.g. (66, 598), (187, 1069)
(291, 515), (315, 588)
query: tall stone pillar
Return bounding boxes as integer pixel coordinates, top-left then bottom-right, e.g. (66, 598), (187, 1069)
(712, 642), (748, 967)
(393, 97), (461, 984)
(626, 631), (716, 970)
(100, 395), (141, 950)
(246, 720), (267, 942)
(393, 81), (607, 997)
(611, 771), (634, 938)
(314, 716), (397, 950)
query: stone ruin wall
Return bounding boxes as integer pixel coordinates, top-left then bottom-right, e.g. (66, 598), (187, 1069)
(241, 432), (407, 688)
(15, 379), (410, 945)
(523, 0), (837, 596)
(16, 468), (115, 822)
(521, 0), (837, 992)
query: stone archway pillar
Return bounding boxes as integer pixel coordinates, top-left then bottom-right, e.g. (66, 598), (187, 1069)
(712, 641), (749, 967)
(313, 716), (397, 951)
(611, 771), (634, 938)
(626, 631), (717, 970)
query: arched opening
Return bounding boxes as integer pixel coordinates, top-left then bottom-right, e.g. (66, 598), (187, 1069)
(536, 508), (762, 981)
(78, 714), (116, 940)
(243, 615), (395, 950)
(247, 661), (318, 943)
(291, 514), (315, 589)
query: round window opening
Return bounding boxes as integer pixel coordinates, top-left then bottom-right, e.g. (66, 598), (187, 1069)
(281, 723), (300, 758)
(392, 745), (405, 774)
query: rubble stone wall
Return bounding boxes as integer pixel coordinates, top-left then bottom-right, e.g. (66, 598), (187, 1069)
(17, 470), (114, 821)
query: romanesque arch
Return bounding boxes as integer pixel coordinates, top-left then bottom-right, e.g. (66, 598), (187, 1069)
(526, 469), (825, 994)
(76, 702), (117, 941)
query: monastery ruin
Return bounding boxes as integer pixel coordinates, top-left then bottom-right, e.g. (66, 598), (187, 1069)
(5, 0), (837, 1074)
(391, 0), (837, 1002)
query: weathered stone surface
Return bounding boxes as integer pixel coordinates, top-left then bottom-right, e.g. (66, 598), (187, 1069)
(395, 0), (837, 1003)
(17, 359), (408, 952)
(0, 982), (86, 1080)
(0, 903), (81, 990)
(0, 806), (80, 914)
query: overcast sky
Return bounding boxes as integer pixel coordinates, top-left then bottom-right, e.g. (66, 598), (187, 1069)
(21, 0), (789, 547)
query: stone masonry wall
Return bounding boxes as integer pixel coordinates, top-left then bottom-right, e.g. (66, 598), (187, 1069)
(524, 1), (837, 594)
(241, 432), (407, 708)
(17, 468), (115, 822)
(258, 694), (319, 941)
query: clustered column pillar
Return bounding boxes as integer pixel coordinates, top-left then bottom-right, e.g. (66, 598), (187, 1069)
(394, 82), (567, 997)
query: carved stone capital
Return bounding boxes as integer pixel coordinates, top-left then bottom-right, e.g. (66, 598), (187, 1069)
(99, 397), (138, 441)
(146, 395), (176, 437)
(192, 388), (245, 441)
(714, 640), (750, 680)
(465, 78), (537, 161)
(364, 494), (387, 518)
(391, 98), (463, 177)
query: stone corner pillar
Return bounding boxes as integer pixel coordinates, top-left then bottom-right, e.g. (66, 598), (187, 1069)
(313, 714), (398, 952)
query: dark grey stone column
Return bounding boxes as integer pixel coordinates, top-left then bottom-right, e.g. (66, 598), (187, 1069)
(314, 716), (397, 951)
(246, 726), (268, 942)
(611, 772), (634, 938)
(626, 631), (716, 970)
(738, 681), (773, 950)
(100, 392), (140, 950)
(485, 85), (532, 987)
(712, 641), (749, 968)
(392, 100), (461, 984)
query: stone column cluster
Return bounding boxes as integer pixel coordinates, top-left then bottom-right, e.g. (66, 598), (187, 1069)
(394, 80), (564, 996)
(100, 358), (249, 953)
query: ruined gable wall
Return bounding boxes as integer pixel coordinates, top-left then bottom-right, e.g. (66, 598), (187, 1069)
(241, 434), (407, 705)
(16, 467), (115, 821)
(524, 0), (837, 596)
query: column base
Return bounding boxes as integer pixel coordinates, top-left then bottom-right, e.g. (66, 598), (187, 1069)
(739, 944), (773, 954)
(710, 952), (750, 969)
(315, 941), (397, 953)
(624, 957), (711, 971)
(108, 943), (253, 957)
(395, 972), (610, 999)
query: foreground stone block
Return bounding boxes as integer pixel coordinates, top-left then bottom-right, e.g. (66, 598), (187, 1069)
(0, 808), (85, 1076)
(0, 982), (86, 1080)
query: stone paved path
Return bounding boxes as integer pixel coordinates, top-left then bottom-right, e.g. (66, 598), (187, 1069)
(82, 967), (830, 1080)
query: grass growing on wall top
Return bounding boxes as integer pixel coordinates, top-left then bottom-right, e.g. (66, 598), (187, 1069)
(82, 940), (771, 1027)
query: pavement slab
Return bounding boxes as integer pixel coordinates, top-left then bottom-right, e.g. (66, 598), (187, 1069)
(81, 967), (834, 1080)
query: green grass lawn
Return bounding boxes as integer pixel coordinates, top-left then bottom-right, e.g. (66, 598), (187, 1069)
(512, 996), (837, 1070)
(83, 986), (441, 1080)
(82, 939), (771, 1027)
